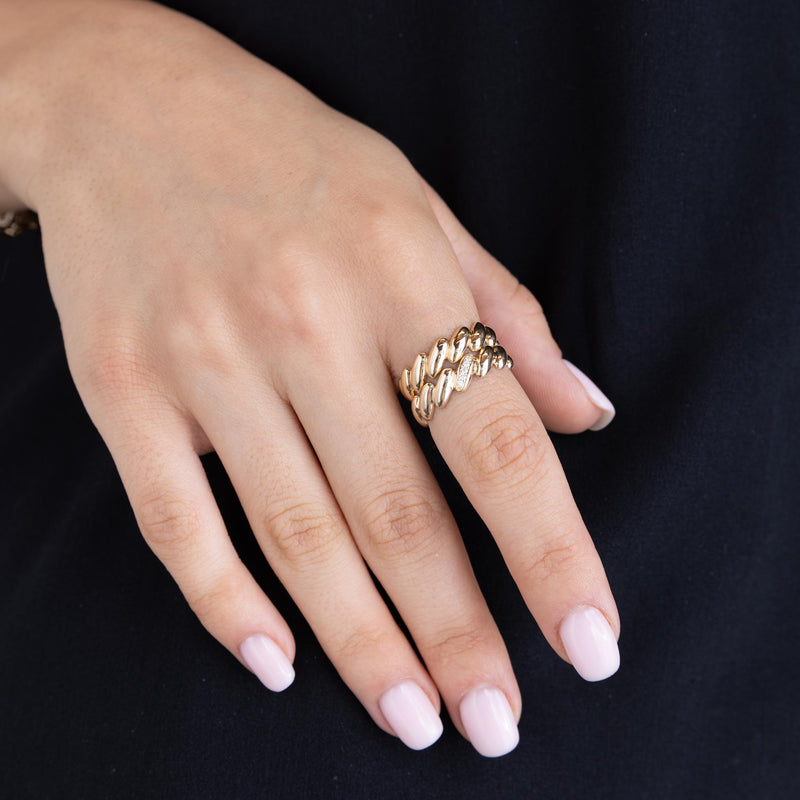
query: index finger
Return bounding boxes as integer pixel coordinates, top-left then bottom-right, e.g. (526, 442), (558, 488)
(398, 322), (620, 682)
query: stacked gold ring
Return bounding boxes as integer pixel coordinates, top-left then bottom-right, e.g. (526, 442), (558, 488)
(399, 322), (513, 427)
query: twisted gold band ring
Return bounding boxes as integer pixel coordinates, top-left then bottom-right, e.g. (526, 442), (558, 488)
(399, 322), (513, 427)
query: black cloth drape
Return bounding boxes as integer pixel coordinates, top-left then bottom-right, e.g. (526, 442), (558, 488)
(2, 1), (798, 797)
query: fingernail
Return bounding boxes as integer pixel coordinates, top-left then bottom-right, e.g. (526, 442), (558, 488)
(563, 360), (616, 431)
(240, 634), (295, 692)
(560, 605), (620, 682)
(459, 685), (519, 757)
(379, 681), (443, 750)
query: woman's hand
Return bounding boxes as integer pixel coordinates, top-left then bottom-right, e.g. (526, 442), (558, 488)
(1, 0), (619, 756)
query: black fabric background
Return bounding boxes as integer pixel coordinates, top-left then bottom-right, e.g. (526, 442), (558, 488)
(1, 1), (798, 797)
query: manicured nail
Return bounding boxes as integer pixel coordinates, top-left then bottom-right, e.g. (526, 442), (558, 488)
(560, 606), (620, 682)
(240, 634), (295, 692)
(379, 681), (443, 750)
(563, 360), (616, 431)
(459, 685), (519, 757)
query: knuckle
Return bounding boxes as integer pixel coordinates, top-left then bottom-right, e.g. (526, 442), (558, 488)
(161, 298), (235, 375)
(376, 215), (457, 279)
(186, 567), (243, 623)
(509, 280), (544, 318)
(333, 626), (392, 662)
(340, 132), (420, 199)
(422, 622), (490, 669)
(363, 486), (441, 564)
(267, 502), (343, 568)
(354, 200), (467, 317)
(364, 202), (436, 256)
(78, 332), (158, 402)
(136, 489), (202, 555)
(270, 290), (334, 352)
(465, 407), (548, 493)
(248, 233), (337, 351)
(523, 534), (582, 585)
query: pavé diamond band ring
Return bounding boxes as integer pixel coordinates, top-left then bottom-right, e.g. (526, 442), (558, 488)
(399, 322), (514, 427)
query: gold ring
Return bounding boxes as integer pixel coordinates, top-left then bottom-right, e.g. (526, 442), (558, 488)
(399, 322), (513, 427)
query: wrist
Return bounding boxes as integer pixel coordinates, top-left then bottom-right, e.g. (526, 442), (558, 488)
(0, 0), (129, 210)
(0, 0), (233, 212)
(0, 0), (312, 219)
(0, 0), (61, 209)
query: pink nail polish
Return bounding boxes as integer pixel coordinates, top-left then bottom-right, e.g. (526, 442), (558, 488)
(240, 634), (295, 692)
(563, 360), (616, 431)
(459, 686), (519, 758)
(379, 681), (443, 750)
(560, 606), (620, 682)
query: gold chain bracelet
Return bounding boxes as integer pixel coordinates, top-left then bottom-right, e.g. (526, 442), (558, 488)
(0, 210), (39, 238)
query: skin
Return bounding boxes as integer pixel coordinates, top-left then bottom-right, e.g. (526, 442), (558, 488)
(0, 0), (619, 750)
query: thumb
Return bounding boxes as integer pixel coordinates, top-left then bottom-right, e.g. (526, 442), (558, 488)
(422, 180), (614, 434)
